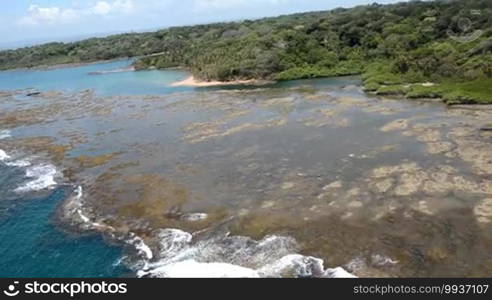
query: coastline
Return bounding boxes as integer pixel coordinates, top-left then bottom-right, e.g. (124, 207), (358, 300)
(171, 76), (273, 87)
(0, 57), (131, 72)
(2, 77), (492, 277)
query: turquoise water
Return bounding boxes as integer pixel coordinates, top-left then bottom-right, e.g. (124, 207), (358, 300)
(0, 59), (361, 96)
(0, 59), (192, 96)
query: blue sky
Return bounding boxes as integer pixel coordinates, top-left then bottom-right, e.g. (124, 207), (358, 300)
(0, 0), (408, 48)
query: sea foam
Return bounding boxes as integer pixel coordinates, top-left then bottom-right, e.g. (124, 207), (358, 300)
(0, 130), (11, 140)
(0, 149), (32, 167)
(132, 228), (356, 278)
(5, 158), (32, 168)
(128, 234), (154, 261)
(72, 186), (91, 223)
(181, 213), (208, 222)
(139, 260), (260, 278)
(325, 267), (358, 278)
(62, 186), (118, 232)
(15, 164), (57, 193)
(0, 149), (10, 161)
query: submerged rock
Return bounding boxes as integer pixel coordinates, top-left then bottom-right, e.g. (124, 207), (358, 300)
(323, 181), (343, 190)
(371, 162), (420, 178)
(380, 119), (409, 132)
(371, 178), (395, 193)
(3, 78), (492, 278)
(181, 213), (208, 222)
(426, 141), (454, 154)
(282, 182), (295, 190)
(474, 198), (492, 224)
(394, 172), (427, 196)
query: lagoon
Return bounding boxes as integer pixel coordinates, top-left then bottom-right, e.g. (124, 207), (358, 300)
(0, 59), (191, 96)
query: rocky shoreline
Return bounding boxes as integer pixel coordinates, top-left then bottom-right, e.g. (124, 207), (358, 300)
(0, 58), (132, 72)
(2, 79), (492, 277)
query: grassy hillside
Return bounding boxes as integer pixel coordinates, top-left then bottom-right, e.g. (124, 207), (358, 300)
(1, 0), (491, 103)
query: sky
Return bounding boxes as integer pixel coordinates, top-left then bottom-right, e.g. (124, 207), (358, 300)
(0, 0), (408, 48)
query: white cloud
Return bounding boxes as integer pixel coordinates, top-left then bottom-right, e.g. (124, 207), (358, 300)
(93, 1), (134, 16)
(194, 0), (287, 10)
(113, 0), (135, 14)
(93, 2), (112, 16)
(18, 1), (136, 26)
(195, 0), (247, 9)
(18, 5), (80, 26)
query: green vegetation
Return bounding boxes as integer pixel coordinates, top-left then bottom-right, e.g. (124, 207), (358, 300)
(0, 34), (164, 69)
(406, 78), (492, 104)
(371, 78), (492, 104)
(1, 0), (491, 104)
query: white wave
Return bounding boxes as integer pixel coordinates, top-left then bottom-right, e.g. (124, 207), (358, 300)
(59, 185), (356, 278)
(73, 187), (109, 226)
(64, 185), (90, 223)
(63, 186), (117, 233)
(113, 256), (125, 267)
(370, 254), (399, 268)
(139, 260), (260, 278)
(155, 229), (192, 260)
(341, 255), (398, 276)
(14, 164), (57, 193)
(128, 234), (153, 260)
(0, 149), (10, 161)
(0, 130), (11, 140)
(5, 159), (31, 168)
(75, 185), (83, 198)
(258, 254), (325, 277)
(77, 210), (91, 223)
(0, 150), (32, 167)
(181, 213), (208, 222)
(132, 228), (356, 278)
(325, 267), (358, 278)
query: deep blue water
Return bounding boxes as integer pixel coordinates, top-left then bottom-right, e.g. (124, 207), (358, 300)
(0, 179), (127, 277)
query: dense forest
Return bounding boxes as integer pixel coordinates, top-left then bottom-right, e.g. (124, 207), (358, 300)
(1, 0), (491, 103)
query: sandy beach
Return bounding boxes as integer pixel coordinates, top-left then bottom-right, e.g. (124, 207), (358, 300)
(171, 76), (270, 87)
